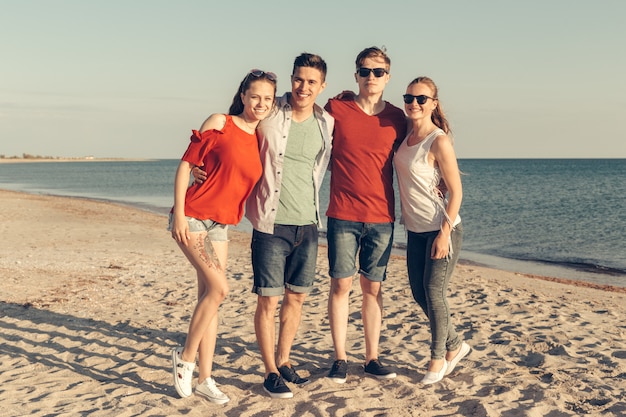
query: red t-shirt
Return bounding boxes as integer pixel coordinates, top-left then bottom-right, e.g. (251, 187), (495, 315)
(325, 98), (407, 223)
(180, 115), (262, 225)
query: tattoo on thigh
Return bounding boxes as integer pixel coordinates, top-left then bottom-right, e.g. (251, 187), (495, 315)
(193, 234), (223, 271)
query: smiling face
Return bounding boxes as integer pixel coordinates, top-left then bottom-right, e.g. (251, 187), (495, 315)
(404, 82), (438, 123)
(290, 66), (326, 112)
(241, 79), (275, 122)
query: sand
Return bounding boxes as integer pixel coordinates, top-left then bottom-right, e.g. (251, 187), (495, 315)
(1, 189), (625, 417)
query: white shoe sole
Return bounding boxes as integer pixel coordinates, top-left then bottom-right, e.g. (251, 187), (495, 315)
(263, 387), (293, 399)
(197, 390), (230, 405)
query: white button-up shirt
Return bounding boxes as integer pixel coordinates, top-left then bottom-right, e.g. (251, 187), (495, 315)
(245, 93), (334, 233)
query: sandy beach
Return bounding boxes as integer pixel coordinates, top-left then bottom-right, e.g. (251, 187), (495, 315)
(1, 189), (625, 416)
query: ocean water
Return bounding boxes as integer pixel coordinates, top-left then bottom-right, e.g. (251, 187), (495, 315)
(1, 159), (624, 287)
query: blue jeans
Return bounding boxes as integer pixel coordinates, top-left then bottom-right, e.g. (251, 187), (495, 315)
(406, 223), (463, 359)
(327, 217), (394, 282)
(251, 224), (318, 296)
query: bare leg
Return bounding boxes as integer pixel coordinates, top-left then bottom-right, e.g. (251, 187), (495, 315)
(360, 275), (382, 363)
(328, 276), (353, 361)
(445, 345), (462, 361)
(255, 295), (280, 377)
(276, 289), (307, 367)
(428, 358), (446, 372)
(178, 234), (228, 381)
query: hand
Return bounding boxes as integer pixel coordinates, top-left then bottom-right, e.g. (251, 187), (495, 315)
(436, 179), (448, 197)
(191, 166), (208, 184)
(171, 214), (190, 246)
(431, 233), (449, 260)
(333, 90), (356, 100)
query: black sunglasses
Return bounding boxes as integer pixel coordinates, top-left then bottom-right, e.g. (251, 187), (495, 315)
(248, 68), (277, 82)
(403, 94), (435, 105)
(357, 67), (388, 78)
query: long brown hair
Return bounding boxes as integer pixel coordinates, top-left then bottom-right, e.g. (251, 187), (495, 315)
(228, 70), (277, 115)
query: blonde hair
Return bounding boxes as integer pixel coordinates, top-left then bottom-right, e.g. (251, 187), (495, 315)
(408, 76), (451, 135)
(355, 46), (391, 70)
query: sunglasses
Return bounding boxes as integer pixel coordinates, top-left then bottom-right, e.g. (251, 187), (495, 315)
(248, 68), (277, 82)
(357, 67), (388, 78)
(403, 94), (435, 105)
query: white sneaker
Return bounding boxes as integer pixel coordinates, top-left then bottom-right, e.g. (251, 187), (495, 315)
(196, 377), (230, 405)
(445, 342), (471, 376)
(171, 347), (194, 398)
(421, 361), (448, 385)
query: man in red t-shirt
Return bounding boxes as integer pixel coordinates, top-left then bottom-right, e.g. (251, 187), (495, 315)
(325, 47), (407, 383)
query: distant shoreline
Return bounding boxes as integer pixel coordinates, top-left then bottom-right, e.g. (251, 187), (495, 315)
(2, 157), (623, 165)
(2, 159), (624, 289)
(0, 157), (155, 164)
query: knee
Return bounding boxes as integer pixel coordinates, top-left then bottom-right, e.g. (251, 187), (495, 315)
(217, 285), (229, 301)
(285, 290), (307, 307)
(425, 282), (445, 299)
(360, 278), (382, 297)
(424, 291), (446, 310)
(257, 296), (279, 313)
(205, 283), (229, 303)
(330, 278), (351, 296)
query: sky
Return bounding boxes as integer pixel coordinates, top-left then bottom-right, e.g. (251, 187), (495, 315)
(1, 0), (625, 159)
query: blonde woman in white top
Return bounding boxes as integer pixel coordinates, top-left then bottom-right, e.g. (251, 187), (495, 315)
(393, 76), (470, 385)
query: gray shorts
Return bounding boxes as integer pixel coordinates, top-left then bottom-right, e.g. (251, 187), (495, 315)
(327, 217), (394, 282)
(167, 213), (228, 241)
(251, 224), (319, 296)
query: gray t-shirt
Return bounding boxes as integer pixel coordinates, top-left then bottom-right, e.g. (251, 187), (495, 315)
(275, 115), (323, 225)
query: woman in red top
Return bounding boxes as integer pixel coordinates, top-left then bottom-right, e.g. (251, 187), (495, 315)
(169, 70), (276, 403)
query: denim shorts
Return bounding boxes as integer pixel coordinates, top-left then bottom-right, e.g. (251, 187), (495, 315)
(327, 217), (394, 282)
(251, 224), (319, 296)
(167, 213), (228, 242)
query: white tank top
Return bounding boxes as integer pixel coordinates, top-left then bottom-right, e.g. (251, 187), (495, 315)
(394, 128), (461, 233)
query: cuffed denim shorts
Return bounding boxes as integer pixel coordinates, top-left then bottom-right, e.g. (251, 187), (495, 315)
(167, 213), (228, 242)
(251, 224), (318, 296)
(327, 217), (394, 282)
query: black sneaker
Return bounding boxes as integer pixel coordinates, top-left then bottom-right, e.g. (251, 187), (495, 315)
(263, 373), (293, 399)
(278, 365), (311, 386)
(364, 359), (397, 379)
(328, 359), (348, 383)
